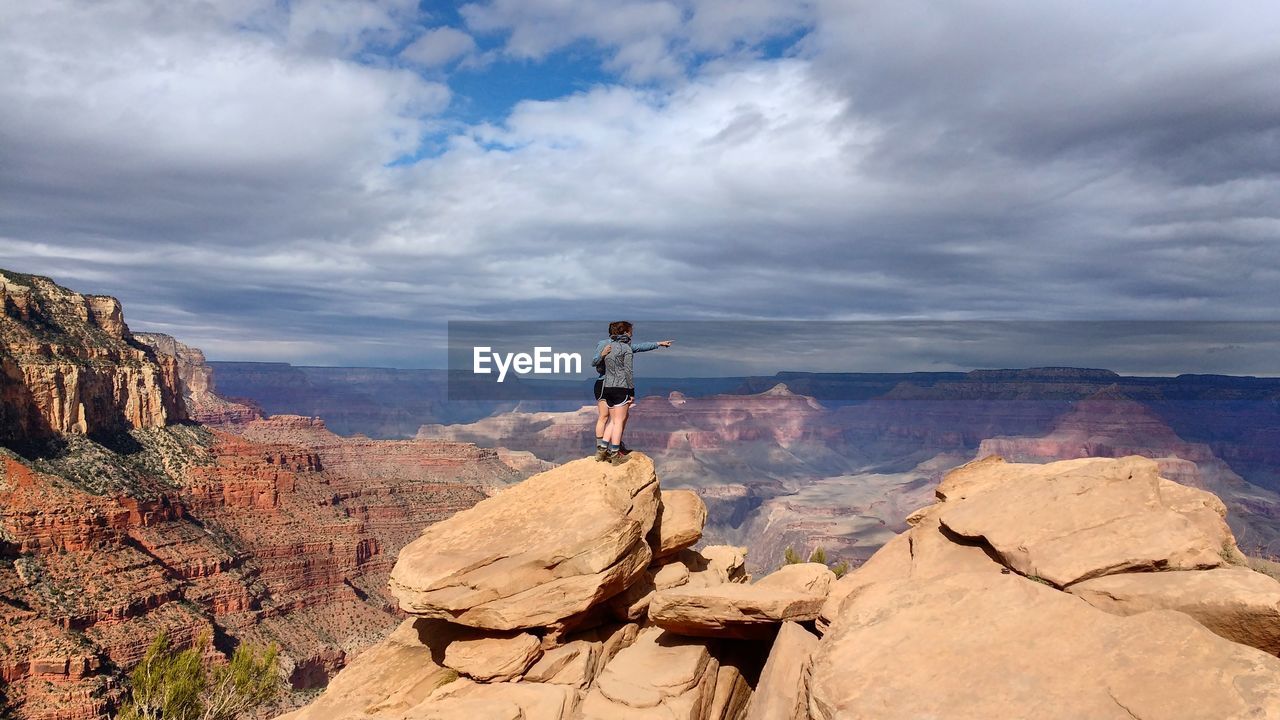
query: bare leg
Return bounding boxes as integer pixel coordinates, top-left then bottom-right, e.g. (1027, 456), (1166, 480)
(606, 403), (630, 445)
(595, 399), (609, 439)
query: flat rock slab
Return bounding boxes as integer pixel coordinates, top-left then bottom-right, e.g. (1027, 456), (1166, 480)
(580, 627), (719, 719)
(411, 679), (576, 720)
(1070, 566), (1280, 655)
(936, 456), (1232, 587)
(649, 583), (824, 638)
(442, 631), (542, 682)
(653, 489), (707, 558)
(390, 454), (661, 629)
(745, 621), (818, 720)
(757, 563), (836, 596)
(808, 572), (1280, 720)
(523, 640), (600, 688)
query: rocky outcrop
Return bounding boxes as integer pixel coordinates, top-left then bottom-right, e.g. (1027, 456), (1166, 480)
(808, 455), (1280, 720)
(810, 572), (1280, 720)
(283, 455), (762, 720)
(579, 626), (720, 719)
(935, 455), (1234, 586)
(291, 453), (1280, 719)
(134, 333), (261, 424)
(1069, 567), (1280, 655)
(1, 269), (185, 444)
(745, 622), (817, 720)
(653, 489), (707, 558)
(648, 561), (831, 640)
(389, 455), (661, 629)
(442, 631), (543, 682)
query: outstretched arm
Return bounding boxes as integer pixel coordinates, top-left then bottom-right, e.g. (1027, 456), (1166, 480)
(632, 340), (673, 352)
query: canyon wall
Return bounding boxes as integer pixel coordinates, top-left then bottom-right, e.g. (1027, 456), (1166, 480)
(1, 269), (185, 444)
(0, 270), (519, 719)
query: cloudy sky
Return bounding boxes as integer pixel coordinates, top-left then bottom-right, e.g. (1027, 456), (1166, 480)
(1, 1), (1278, 371)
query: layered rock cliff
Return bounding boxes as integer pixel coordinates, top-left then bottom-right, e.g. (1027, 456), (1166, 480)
(0, 270), (523, 719)
(285, 453), (1280, 719)
(1, 269), (185, 444)
(133, 332), (261, 424)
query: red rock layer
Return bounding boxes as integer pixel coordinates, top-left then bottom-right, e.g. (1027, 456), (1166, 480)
(0, 420), (516, 719)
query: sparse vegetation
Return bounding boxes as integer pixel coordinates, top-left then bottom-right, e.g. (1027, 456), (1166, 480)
(118, 631), (280, 720)
(782, 545), (851, 578)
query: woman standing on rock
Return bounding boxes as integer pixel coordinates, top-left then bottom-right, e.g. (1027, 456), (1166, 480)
(594, 321), (672, 464)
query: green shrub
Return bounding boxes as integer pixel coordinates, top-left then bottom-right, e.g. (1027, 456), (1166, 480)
(831, 560), (850, 578)
(807, 547), (827, 565)
(782, 547), (802, 565)
(118, 632), (280, 720)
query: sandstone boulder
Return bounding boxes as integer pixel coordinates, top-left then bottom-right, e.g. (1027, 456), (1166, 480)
(745, 622), (818, 720)
(808, 571), (1280, 720)
(649, 582), (824, 639)
(523, 640), (600, 688)
(756, 563), (835, 596)
(389, 454), (661, 629)
(579, 627), (720, 719)
(708, 663), (752, 720)
(1069, 566), (1280, 655)
(279, 619), (460, 720)
(702, 545), (749, 581)
(653, 489), (708, 558)
(441, 631), (542, 682)
(817, 511), (1002, 633)
(414, 679), (577, 720)
(936, 455), (1233, 587)
(608, 557), (695, 621)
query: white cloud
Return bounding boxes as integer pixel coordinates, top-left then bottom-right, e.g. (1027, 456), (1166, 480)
(401, 26), (478, 68)
(2, 0), (1280, 368)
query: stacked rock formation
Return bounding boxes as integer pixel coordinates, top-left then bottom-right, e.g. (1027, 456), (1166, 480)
(288, 452), (1280, 719)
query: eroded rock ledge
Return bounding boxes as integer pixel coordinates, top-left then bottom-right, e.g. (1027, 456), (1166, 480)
(284, 453), (1280, 720)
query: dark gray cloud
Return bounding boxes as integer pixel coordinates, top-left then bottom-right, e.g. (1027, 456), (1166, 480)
(1, 0), (1278, 371)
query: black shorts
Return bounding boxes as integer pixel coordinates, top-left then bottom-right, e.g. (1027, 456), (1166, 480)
(600, 387), (635, 407)
(594, 378), (604, 400)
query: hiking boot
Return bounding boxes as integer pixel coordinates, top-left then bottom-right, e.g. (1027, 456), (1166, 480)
(617, 443), (631, 455)
(609, 451), (630, 466)
(594, 446), (610, 462)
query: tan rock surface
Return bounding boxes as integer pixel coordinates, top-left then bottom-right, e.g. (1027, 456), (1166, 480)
(441, 631), (542, 682)
(523, 640), (600, 688)
(415, 679), (577, 720)
(280, 619), (460, 720)
(579, 627), (720, 719)
(817, 510), (1002, 632)
(1070, 566), (1280, 655)
(707, 663), (752, 720)
(756, 563), (835, 596)
(809, 571), (1280, 720)
(649, 583), (824, 638)
(389, 454), (661, 629)
(654, 489), (708, 558)
(745, 622), (818, 720)
(936, 455), (1233, 586)
(701, 545), (749, 580)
